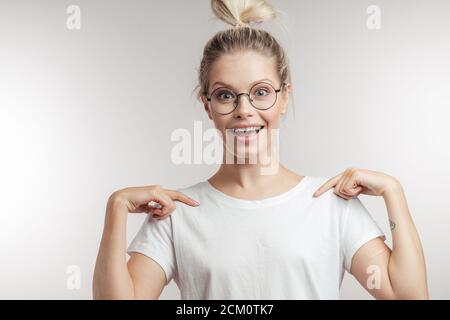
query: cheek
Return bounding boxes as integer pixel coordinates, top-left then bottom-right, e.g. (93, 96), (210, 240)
(210, 117), (229, 137)
(260, 109), (281, 127)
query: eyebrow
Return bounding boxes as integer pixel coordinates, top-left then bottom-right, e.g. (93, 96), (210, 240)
(210, 78), (275, 92)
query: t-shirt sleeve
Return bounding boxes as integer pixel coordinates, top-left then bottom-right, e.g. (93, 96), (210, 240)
(127, 213), (176, 285)
(341, 196), (386, 273)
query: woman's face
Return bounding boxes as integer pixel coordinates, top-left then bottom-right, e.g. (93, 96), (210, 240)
(201, 50), (291, 162)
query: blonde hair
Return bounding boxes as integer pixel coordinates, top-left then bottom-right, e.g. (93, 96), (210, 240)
(195, 0), (294, 116)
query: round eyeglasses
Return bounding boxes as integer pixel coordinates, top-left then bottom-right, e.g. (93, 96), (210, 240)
(203, 81), (286, 115)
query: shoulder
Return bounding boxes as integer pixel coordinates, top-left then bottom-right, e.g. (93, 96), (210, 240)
(307, 175), (338, 198)
(307, 175), (329, 189)
(170, 180), (207, 216)
(307, 175), (349, 211)
(175, 180), (205, 201)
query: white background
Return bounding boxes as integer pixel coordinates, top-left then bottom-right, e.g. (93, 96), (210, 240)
(0, 0), (449, 299)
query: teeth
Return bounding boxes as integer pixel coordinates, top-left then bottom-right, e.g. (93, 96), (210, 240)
(232, 126), (262, 133)
(230, 126), (263, 136)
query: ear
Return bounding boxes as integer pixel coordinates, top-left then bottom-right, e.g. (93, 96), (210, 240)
(279, 83), (292, 116)
(201, 94), (213, 120)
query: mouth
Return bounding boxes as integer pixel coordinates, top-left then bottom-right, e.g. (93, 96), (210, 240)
(227, 125), (265, 143)
(228, 125), (264, 136)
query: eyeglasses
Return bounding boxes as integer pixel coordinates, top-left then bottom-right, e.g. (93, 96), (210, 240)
(203, 81), (286, 115)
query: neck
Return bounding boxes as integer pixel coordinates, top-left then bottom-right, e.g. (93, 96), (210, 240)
(210, 159), (290, 190)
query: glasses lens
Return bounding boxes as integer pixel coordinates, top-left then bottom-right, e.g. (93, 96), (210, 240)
(209, 82), (278, 113)
(210, 88), (236, 114)
(249, 82), (276, 110)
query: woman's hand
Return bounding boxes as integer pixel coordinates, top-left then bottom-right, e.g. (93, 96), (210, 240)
(312, 167), (401, 199)
(109, 185), (199, 220)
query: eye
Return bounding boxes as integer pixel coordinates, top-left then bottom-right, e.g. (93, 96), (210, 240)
(255, 88), (269, 96)
(215, 90), (235, 101)
(251, 83), (275, 98)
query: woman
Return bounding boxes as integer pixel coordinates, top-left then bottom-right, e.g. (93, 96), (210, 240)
(93, 0), (428, 300)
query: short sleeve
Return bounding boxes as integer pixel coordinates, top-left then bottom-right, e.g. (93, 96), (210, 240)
(127, 214), (176, 285)
(342, 196), (386, 273)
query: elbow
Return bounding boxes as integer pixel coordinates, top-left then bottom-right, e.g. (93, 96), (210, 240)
(393, 293), (429, 300)
(92, 279), (136, 300)
(391, 287), (429, 300)
(407, 289), (429, 300)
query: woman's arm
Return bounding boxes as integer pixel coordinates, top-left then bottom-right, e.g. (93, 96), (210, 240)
(350, 182), (429, 299)
(93, 196), (167, 300)
(93, 186), (197, 299)
(93, 197), (136, 299)
(313, 168), (429, 299)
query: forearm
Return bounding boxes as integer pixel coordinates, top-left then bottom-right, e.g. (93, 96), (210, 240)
(383, 183), (429, 299)
(93, 197), (135, 299)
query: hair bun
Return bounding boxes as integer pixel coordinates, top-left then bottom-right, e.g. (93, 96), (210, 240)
(211, 0), (277, 27)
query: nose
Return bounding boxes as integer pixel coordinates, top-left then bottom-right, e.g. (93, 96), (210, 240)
(233, 93), (254, 117)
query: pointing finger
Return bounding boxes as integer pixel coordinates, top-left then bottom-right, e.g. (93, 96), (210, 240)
(313, 174), (342, 197)
(166, 190), (200, 207)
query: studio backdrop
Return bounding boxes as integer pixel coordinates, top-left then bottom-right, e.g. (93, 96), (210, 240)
(0, 0), (449, 299)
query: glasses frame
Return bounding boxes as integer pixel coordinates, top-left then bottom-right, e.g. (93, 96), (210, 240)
(203, 81), (286, 115)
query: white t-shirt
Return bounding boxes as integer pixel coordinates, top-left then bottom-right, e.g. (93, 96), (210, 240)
(127, 175), (386, 299)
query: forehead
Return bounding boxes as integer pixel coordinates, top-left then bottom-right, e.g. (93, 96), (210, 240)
(209, 51), (278, 90)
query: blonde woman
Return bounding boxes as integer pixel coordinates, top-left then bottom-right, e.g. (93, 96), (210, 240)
(93, 0), (428, 300)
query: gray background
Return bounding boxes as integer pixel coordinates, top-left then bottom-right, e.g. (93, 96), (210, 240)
(0, 0), (449, 299)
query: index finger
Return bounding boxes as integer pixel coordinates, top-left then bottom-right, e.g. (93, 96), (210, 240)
(165, 190), (200, 207)
(313, 175), (341, 197)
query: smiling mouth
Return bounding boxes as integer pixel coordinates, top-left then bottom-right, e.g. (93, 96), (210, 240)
(229, 125), (265, 137)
